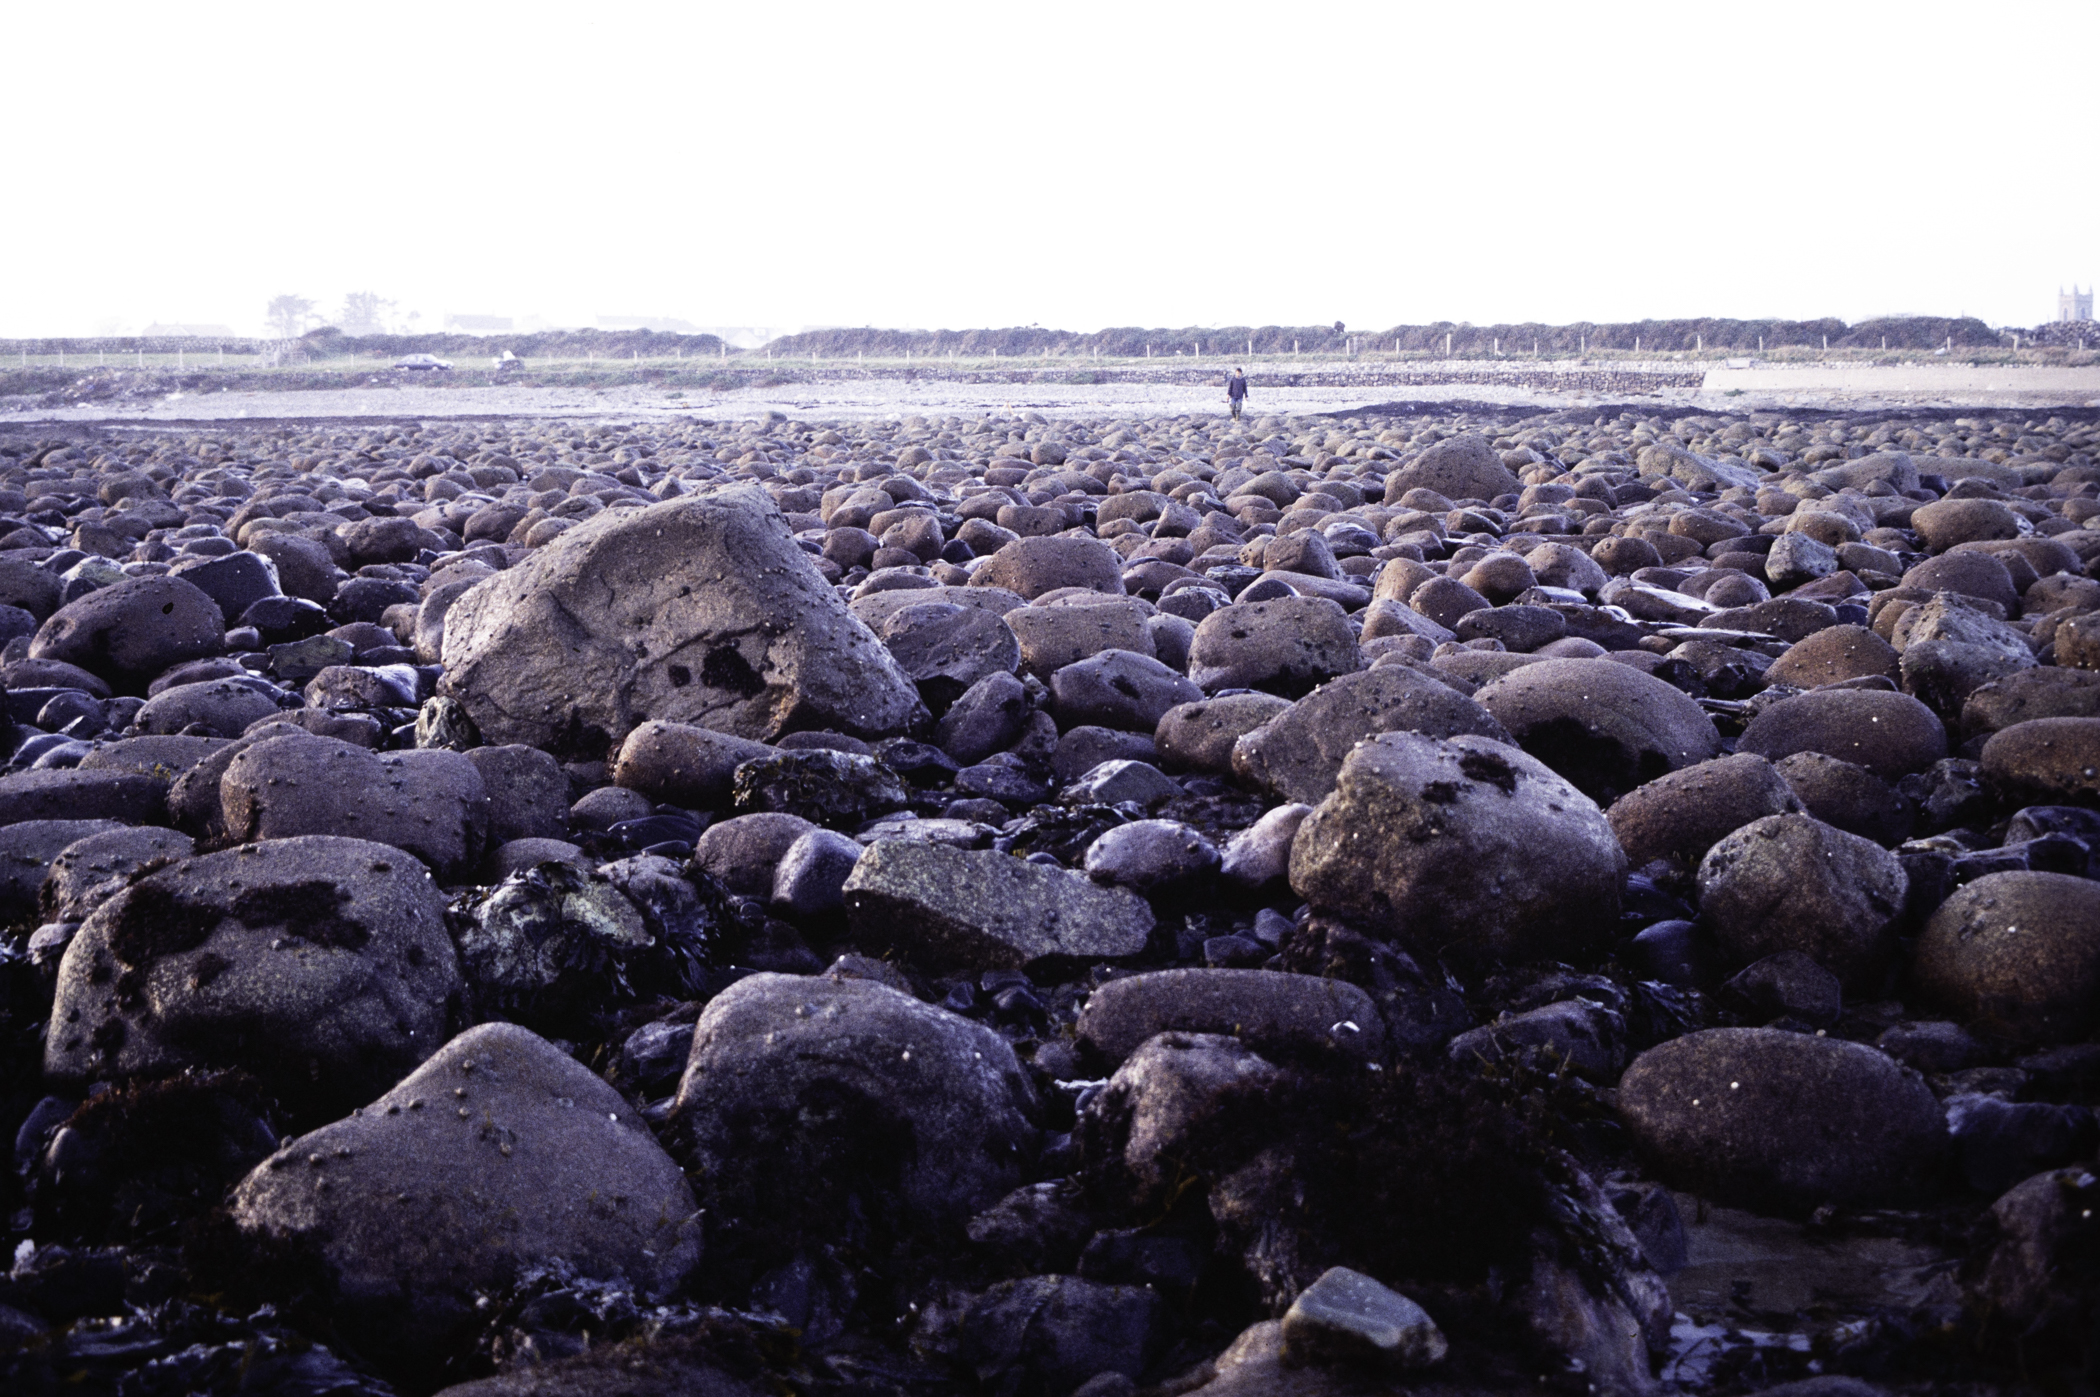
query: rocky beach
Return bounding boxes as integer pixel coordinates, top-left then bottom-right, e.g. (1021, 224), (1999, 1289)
(0, 397), (2095, 1397)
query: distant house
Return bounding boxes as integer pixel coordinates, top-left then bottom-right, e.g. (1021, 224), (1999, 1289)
(446, 314), (514, 333)
(142, 323), (237, 338)
(597, 315), (704, 334)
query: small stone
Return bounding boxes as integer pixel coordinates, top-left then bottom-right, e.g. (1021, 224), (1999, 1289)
(1281, 1265), (1447, 1370)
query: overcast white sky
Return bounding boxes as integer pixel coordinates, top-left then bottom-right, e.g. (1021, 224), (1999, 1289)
(4, 2), (2095, 338)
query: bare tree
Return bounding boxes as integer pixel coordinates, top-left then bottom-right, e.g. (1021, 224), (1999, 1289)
(339, 291), (397, 337)
(265, 294), (317, 338)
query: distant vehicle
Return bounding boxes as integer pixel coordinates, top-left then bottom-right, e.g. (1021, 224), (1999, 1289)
(393, 354), (453, 370)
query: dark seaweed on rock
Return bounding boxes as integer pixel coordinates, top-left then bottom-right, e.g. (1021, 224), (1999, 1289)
(445, 859), (735, 1034)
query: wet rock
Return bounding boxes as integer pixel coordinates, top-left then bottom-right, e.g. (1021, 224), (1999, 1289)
(232, 1022), (699, 1361)
(843, 839), (1153, 969)
(1912, 871), (2100, 1046)
(1944, 1094), (2098, 1195)
(1617, 1027), (1944, 1214)
(1447, 997), (1627, 1082)
(450, 858), (716, 1030)
(1606, 753), (1802, 870)
(1231, 666), (1511, 806)
(1077, 969), (1383, 1068)
(957, 1275), (1164, 1396)
(1474, 657), (1722, 805)
(729, 748), (910, 828)
(672, 971), (1038, 1234)
(1696, 814), (1907, 986)
(1289, 732), (1625, 965)
(1718, 950), (1842, 1026)
(440, 489), (925, 752)
(45, 836), (463, 1117)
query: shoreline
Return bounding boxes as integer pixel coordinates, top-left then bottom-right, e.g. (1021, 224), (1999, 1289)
(2, 360), (2099, 425)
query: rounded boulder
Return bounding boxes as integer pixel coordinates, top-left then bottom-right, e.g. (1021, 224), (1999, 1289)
(1474, 657), (1723, 806)
(1618, 1027), (1945, 1214)
(1913, 871), (2100, 1047)
(1289, 732), (1626, 965)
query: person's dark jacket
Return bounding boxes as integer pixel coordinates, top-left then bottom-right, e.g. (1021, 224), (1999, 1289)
(1226, 373), (1247, 400)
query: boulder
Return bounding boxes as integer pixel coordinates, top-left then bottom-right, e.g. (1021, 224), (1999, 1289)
(1288, 732), (1626, 965)
(1605, 753), (1802, 870)
(0, 818), (128, 921)
(1762, 625), (1900, 689)
(1231, 666), (1511, 806)
(38, 825), (194, 923)
(612, 720), (778, 810)
(45, 836), (463, 1118)
(672, 971), (1037, 1233)
(1913, 871), (2100, 1046)
(1076, 969), (1383, 1068)
(1474, 657), (1722, 805)
(132, 679), (283, 739)
(1979, 717), (2100, 808)
(1048, 649), (1202, 732)
(1617, 1028), (1944, 1214)
(970, 536), (1125, 599)
(1382, 434), (1519, 505)
(440, 488), (925, 754)
(1773, 752), (1910, 845)
(29, 576), (224, 691)
(219, 734), (489, 879)
(1737, 688), (1948, 779)
(0, 769), (167, 828)
(1695, 814), (1908, 986)
(1154, 693), (1294, 774)
(843, 839), (1154, 969)
(1187, 597), (1363, 697)
(232, 1022), (698, 1360)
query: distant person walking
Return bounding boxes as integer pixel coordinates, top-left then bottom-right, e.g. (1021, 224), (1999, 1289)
(1226, 367), (1248, 421)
